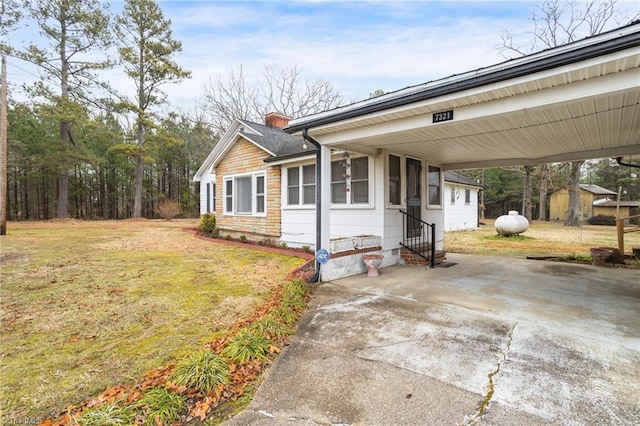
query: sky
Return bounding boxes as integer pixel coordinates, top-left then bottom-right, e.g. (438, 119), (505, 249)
(5, 0), (639, 115)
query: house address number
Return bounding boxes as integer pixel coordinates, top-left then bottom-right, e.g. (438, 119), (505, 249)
(432, 110), (454, 123)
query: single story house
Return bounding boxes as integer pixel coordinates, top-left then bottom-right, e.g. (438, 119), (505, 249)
(195, 22), (640, 281)
(549, 184), (617, 221)
(443, 171), (483, 231)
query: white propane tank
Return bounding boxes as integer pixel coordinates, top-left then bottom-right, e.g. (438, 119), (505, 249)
(495, 210), (529, 236)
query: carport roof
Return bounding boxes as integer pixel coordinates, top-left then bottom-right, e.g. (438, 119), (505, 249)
(286, 22), (640, 170)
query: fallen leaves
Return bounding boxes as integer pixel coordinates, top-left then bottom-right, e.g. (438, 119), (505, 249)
(39, 275), (311, 425)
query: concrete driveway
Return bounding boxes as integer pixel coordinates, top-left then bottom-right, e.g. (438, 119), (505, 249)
(226, 254), (640, 425)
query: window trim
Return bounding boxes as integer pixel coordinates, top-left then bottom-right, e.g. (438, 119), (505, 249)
(222, 171), (267, 216)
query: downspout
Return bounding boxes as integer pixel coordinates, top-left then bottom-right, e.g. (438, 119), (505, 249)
(302, 128), (322, 283)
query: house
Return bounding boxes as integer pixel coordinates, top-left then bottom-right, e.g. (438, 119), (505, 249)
(592, 198), (640, 222)
(196, 22), (640, 281)
(443, 171), (483, 231)
(549, 184), (617, 221)
(193, 113), (313, 242)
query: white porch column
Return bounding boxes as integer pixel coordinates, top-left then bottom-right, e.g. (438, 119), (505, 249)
(319, 145), (331, 253)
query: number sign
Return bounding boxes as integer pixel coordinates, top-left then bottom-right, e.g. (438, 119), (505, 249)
(432, 110), (454, 123)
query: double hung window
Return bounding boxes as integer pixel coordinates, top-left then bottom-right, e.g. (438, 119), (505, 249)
(287, 165), (316, 205)
(331, 156), (369, 205)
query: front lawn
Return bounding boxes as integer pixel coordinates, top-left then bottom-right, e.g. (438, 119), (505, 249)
(0, 219), (306, 422)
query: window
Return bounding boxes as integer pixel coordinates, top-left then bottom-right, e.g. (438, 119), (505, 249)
(256, 175), (265, 213)
(331, 160), (347, 204)
(428, 165), (441, 206)
(287, 168), (300, 205)
(350, 157), (368, 204)
(223, 172), (266, 215)
(450, 187), (456, 204)
(465, 189), (470, 205)
(388, 154), (401, 205)
(331, 156), (369, 205)
(287, 165), (315, 206)
(302, 165), (315, 204)
(206, 183), (211, 212)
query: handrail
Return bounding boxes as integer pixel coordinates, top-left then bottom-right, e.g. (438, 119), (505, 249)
(616, 214), (640, 253)
(399, 210), (436, 268)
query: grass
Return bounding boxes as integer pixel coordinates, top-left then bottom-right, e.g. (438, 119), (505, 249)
(220, 329), (272, 364)
(137, 387), (186, 426)
(79, 403), (136, 426)
(0, 219), (307, 422)
(172, 350), (230, 393)
(445, 219), (640, 258)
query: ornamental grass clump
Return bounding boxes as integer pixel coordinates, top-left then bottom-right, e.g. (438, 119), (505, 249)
(172, 350), (230, 394)
(137, 387), (186, 426)
(221, 328), (271, 364)
(269, 306), (299, 325)
(249, 317), (294, 339)
(79, 403), (135, 426)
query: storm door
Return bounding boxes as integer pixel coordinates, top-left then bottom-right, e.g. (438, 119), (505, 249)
(406, 158), (422, 238)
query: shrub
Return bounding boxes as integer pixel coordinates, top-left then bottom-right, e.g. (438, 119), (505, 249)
(587, 214), (616, 226)
(301, 245), (311, 253)
(239, 235), (248, 243)
(221, 328), (271, 364)
(172, 350), (230, 393)
(79, 403), (135, 426)
(156, 199), (182, 221)
(280, 242), (288, 249)
(137, 387), (186, 426)
(199, 213), (217, 235)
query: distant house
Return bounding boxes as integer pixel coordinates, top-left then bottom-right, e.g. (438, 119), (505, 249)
(549, 184), (616, 221)
(443, 171), (482, 231)
(592, 198), (640, 222)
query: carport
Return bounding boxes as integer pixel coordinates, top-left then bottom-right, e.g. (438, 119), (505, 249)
(285, 22), (640, 270)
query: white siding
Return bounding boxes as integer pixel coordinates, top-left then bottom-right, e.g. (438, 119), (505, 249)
(199, 174), (216, 215)
(280, 153), (446, 252)
(443, 182), (479, 231)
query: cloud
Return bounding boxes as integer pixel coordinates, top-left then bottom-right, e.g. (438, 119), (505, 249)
(7, 1), (536, 112)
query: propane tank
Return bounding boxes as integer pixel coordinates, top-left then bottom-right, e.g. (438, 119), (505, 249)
(495, 210), (529, 236)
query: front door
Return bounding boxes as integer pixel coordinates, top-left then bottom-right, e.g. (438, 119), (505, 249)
(406, 158), (422, 238)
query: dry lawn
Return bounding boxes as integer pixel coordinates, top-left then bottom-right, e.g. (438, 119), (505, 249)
(0, 219), (306, 421)
(445, 219), (640, 258)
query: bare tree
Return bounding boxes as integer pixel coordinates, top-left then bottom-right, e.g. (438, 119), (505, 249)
(498, 0), (638, 226)
(202, 64), (344, 134)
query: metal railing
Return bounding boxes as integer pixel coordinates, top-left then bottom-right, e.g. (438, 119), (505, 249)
(399, 210), (436, 268)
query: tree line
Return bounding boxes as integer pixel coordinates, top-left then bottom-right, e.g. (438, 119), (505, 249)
(1, 0), (637, 224)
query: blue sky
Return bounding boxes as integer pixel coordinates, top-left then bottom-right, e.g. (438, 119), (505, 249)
(6, 0), (638, 112)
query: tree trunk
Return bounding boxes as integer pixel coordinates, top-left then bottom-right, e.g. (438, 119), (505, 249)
(1, 55), (7, 234)
(133, 119), (145, 218)
(133, 154), (143, 218)
(523, 165), (533, 220)
(538, 164), (549, 221)
(565, 161), (584, 227)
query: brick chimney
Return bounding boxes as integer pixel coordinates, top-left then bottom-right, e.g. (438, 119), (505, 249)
(265, 112), (291, 129)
